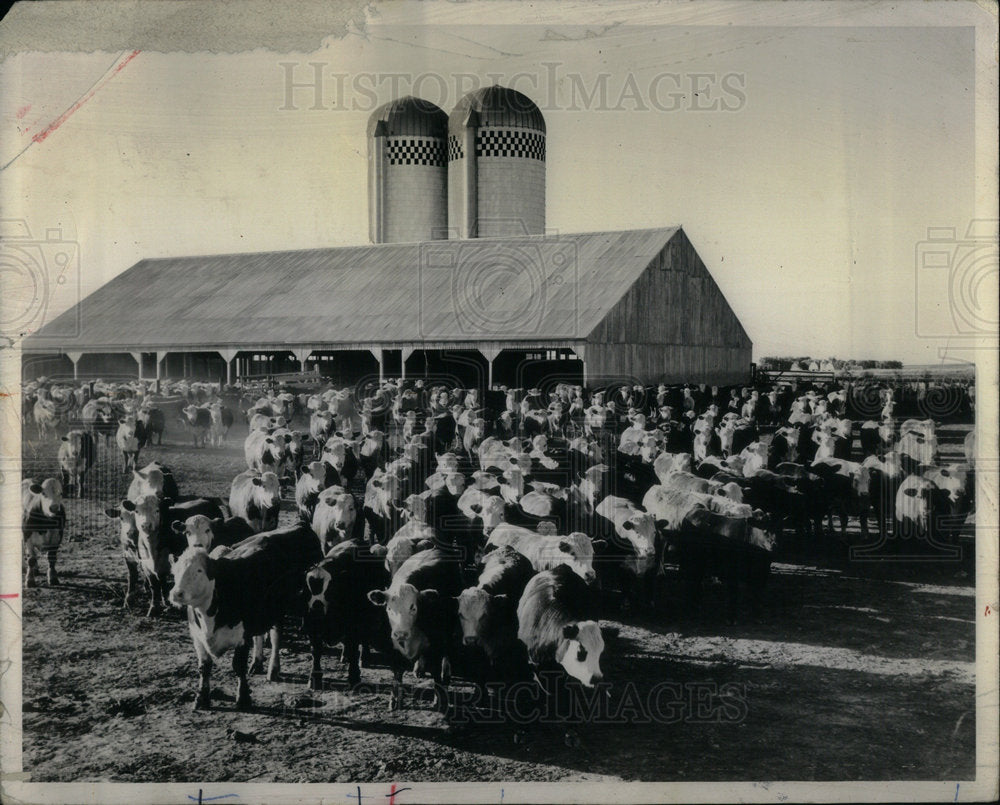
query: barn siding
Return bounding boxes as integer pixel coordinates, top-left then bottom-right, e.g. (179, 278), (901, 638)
(586, 229), (751, 385)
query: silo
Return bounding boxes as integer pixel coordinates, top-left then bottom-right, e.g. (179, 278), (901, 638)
(448, 86), (546, 239)
(368, 97), (448, 244)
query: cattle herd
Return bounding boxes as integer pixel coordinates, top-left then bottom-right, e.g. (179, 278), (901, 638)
(20, 374), (976, 746)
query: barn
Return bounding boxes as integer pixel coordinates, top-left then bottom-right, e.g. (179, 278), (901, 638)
(21, 88), (752, 390)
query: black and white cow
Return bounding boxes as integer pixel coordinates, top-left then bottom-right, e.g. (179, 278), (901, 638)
(168, 524), (323, 710)
(304, 539), (402, 690)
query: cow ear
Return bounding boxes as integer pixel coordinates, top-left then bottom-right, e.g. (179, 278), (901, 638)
(29, 482), (43, 494)
(367, 589), (388, 607)
(104, 507), (121, 519)
(171, 520), (185, 534)
(121, 499), (136, 512)
(562, 623), (580, 640)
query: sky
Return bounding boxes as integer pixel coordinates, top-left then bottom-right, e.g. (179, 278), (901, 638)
(0, 0), (996, 364)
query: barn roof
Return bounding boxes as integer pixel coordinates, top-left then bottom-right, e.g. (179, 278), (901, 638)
(24, 227), (687, 351)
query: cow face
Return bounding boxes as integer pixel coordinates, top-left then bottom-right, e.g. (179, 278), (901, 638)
(367, 582), (432, 659)
(444, 472), (466, 496)
(181, 514), (215, 550)
(557, 533), (597, 583)
(479, 495), (507, 531)
(105, 502), (139, 549)
(323, 437), (349, 472)
(250, 472), (281, 531)
(328, 491), (357, 540)
(168, 547), (215, 609)
(456, 587), (500, 645)
(29, 478), (64, 517)
(556, 621), (605, 687)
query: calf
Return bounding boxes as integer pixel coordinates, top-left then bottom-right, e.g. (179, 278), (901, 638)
(486, 524), (599, 583)
(367, 547), (464, 711)
(363, 469), (406, 546)
(305, 539), (403, 690)
(229, 470), (282, 533)
(312, 485), (362, 554)
(169, 524), (323, 710)
(33, 397), (60, 440)
(810, 458), (871, 542)
(208, 402), (234, 447)
(894, 474), (953, 545)
(244, 429), (286, 473)
(82, 398), (116, 445)
(322, 435), (361, 485)
(593, 495), (658, 610)
(136, 404), (165, 447)
(179, 405), (212, 448)
(516, 565), (605, 746)
(57, 429), (95, 498)
(22, 478), (65, 587)
(455, 546), (534, 691)
(295, 460), (339, 521)
(676, 508), (774, 623)
(863, 452), (904, 537)
(116, 415), (141, 473)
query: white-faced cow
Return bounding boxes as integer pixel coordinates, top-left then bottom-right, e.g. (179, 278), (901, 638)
(22, 478), (66, 587)
(229, 470), (282, 533)
(169, 524), (322, 710)
(57, 429), (95, 498)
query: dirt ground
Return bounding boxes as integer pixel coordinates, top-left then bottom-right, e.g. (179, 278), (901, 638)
(15, 410), (977, 783)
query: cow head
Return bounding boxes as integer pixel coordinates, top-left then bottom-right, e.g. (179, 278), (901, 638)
(177, 514), (215, 550)
(556, 621), (605, 687)
(367, 583), (433, 660)
(29, 478), (64, 517)
(445, 472), (466, 496)
(456, 587), (507, 646)
(168, 547), (215, 609)
(556, 532), (597, 583)
(249, 472), (281, 531)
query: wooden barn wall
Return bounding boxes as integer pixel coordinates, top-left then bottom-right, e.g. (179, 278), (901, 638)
(586, 229), (752, 385)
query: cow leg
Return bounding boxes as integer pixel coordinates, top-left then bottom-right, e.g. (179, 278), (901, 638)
(249, 635), (266, 675)
(24, 544), (39, 589)
(123, 558), (139, 607)
(389, 666), (404, 711)
(146, 576), (165, 618)
(187, 634), (213, 709)
(233, 641), (253, 710)
(307, 627), (326, 691)
(76, 470), (85, 498)
(344, 640), (361, 687)
(46, 549), (60, 586)
(430, 651), (449, 713)
(266, 626), (281, 682)
(360, 640), (372, 669)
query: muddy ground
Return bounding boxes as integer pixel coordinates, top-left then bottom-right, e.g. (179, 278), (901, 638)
(16, 410), (977, 783)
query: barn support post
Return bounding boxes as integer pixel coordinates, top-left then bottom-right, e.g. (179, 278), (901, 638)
(291, 347), (312, 374)
(480, 346), (501, 390)
(65, 351), (82, 381)
(400, 347), (414, 381)
(371, 348), (384, 384)
(129, 352), (143, 380)
(573, 345), (587, 388)
(218, 348), (239, 387)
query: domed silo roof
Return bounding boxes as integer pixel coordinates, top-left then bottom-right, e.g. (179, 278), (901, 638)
(448, 86), (546, 135)
(367, 96), (448, 138)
